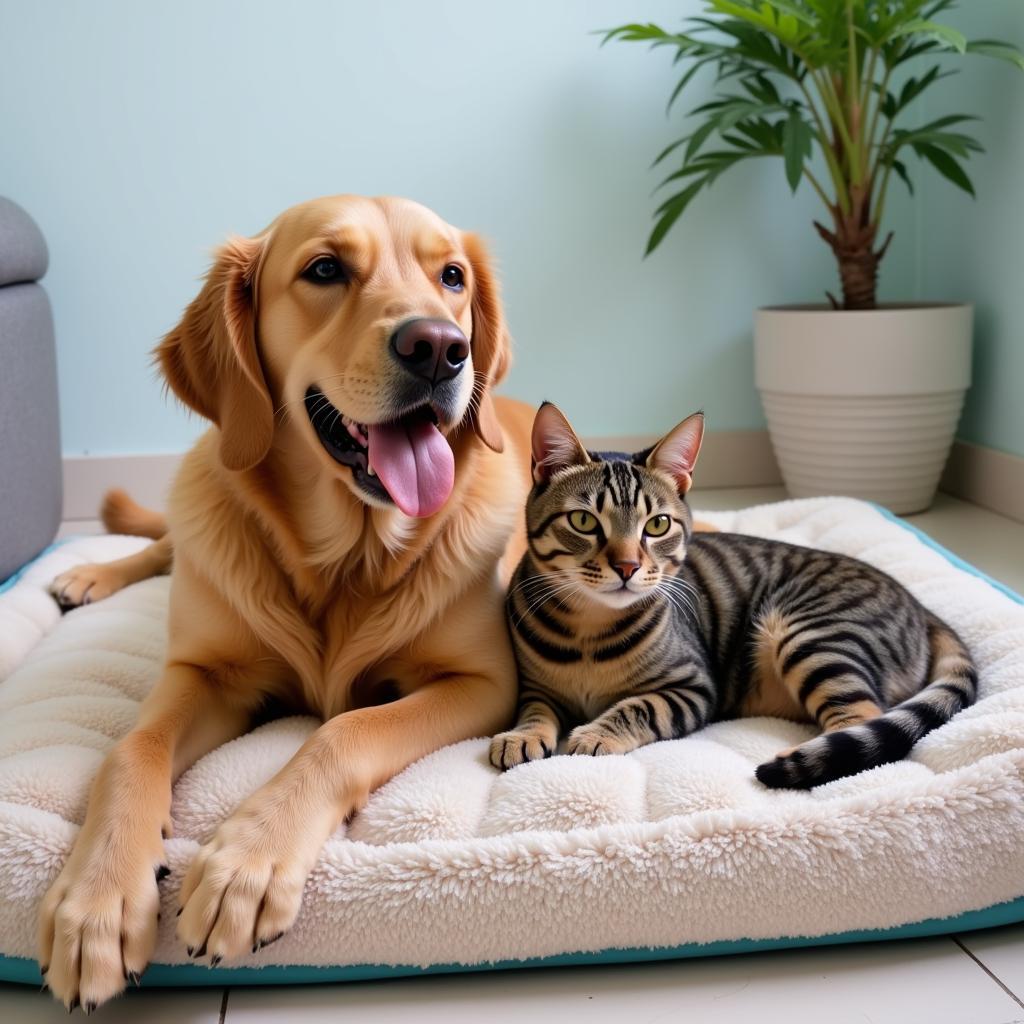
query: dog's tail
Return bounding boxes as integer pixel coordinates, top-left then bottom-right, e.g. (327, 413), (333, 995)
(101, 489), (169, 540)
(756, 612), (977, 789)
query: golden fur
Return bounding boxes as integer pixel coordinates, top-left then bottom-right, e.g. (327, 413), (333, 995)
(40, 196), (535, 1011)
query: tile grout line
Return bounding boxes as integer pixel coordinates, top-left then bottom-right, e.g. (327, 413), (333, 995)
(219, 987), (230, 1023)
(952, 935), (1024, 1012)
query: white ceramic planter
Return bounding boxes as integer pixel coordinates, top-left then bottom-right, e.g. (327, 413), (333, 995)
(754, 304), (972, 514)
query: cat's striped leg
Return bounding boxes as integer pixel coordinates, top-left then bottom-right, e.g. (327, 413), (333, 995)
(757, 614), (975, 789)
(781, 648), (885, 734)
(757, 648), (886, 786)
(753, 612), (886, 741)
(566, 669), (714, 756)
(489, 683), (564, 770)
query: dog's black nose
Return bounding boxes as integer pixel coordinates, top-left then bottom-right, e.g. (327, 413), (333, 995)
(390, 318), (469, 386)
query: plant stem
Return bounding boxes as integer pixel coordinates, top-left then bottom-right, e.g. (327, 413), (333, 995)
(865, 63), (893, 170)
(802, 167), (833, 209)
(815, 70), (857, 173)
(846, 0), (860, 132)
(815, 217), (888, 310)
(797, 78), (850, 214)
(860, 48), (879, 130)
(874, 159), (896, 226)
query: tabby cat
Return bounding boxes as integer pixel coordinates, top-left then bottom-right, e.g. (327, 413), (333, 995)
(491, 402), (977, 789)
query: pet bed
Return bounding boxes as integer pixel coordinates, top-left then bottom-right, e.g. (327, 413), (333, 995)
(0, 497), (1022, 987)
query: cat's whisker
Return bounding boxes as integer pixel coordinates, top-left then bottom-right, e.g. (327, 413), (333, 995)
(508, 573), (574, 601)
(658, 575), (701, 600)
(656, 586), (689, 621)
(660, 588), (697, 621)
(660, 574), (701, 600)
(509, 567), (581, 596)
(513, 579), (585, 628)
(659, 581), (700, 602)
(655, 579), (698, 621)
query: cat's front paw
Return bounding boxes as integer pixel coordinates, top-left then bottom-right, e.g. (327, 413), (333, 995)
(565, 724), (610, 757)
(489, 730), (553, 770)
(566, 725), (630, 756)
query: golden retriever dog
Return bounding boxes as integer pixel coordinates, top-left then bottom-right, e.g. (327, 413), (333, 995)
(40, 195), (537, 1011)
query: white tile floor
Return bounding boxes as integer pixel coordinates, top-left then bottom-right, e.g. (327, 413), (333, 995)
(18, 488), (1024, 1022)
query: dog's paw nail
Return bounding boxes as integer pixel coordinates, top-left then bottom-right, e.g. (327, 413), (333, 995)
(194, 942), (207, 958)
(256, 931), (284, 951)
(67, 995), (79, 1013)
(186, 945), (195, 957)
(175, 907), (183, 917)
(40, 964), (48, 976)
(85, 1001), (97, 1016)
(210, 955), (222, 968)
(155, 864), (171, 881)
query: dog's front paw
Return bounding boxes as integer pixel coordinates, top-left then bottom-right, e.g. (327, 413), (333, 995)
(177, 803), (319, 964)
(489, 729), (553, 770)
(51, 563), (127, 607)
(565, 724), (632, 756)
(38, 831), (166, 1011)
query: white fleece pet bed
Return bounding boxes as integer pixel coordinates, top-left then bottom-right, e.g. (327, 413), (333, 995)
(1, 497), (1023, 987)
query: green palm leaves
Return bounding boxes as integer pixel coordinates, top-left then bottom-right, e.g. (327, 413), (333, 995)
(603, 1), (1022, 306)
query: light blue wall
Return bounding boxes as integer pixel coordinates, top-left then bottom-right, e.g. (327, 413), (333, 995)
(919, 2), (1024, 458)
(3, 0), (921, 455)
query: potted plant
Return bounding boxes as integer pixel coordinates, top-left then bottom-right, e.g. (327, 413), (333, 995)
(604, 2), (1022, 512)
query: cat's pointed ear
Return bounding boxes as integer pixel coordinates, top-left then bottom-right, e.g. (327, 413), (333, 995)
(646, 412), (704, 494)
(531, 402), (590, 483)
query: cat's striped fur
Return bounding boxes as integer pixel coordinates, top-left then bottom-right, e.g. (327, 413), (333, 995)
(491, 403), (977, 789)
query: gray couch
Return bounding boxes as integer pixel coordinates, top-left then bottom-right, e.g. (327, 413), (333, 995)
(0, 198), (61, 581)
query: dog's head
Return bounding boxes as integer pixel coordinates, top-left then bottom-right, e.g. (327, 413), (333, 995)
(157, 196), (510, 518)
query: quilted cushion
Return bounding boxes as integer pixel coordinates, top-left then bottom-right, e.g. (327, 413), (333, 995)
(0, 498), (1022, 983)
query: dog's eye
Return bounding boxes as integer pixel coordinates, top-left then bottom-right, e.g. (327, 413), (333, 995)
(441, 264), (464, 291)
(303, 257), (347, 284)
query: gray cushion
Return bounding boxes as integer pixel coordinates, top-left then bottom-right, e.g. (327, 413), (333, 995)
(0, 198), (61, 581)
(0, 198), (49, 288)
(0, 282), (62, 581)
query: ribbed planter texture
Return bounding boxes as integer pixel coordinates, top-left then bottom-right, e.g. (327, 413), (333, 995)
(754, 304), (972, 515)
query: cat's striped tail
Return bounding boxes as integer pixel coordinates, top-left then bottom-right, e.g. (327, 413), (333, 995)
(756, 614), (977, 790)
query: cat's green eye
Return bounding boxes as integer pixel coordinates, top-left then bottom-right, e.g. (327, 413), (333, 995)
(568, 510), (599, 534)
(644, 514), (671, 537)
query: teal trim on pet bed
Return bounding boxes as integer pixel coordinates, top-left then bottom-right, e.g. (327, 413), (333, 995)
(2, 895), (1024, 987)
(2, 508), (1020, 988)
(873, 504), (1023, 606)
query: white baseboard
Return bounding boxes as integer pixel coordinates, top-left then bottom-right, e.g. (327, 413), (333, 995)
(940, 440), (1024, 524)
(584, 429), (783, 489)
(61, 435), (1022, 524)
(62, 454), (182, 521)
(60, 431), (783, 521)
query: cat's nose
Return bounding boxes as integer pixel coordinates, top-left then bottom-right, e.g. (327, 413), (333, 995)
(610, 558), (641, 582)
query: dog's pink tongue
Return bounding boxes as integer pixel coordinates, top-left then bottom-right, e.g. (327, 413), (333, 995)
(367, 419), (455, 518)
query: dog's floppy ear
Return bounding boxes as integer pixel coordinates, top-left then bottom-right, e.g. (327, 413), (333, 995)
(155, 235), (273, 471)
(462, 232), (510, 453)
